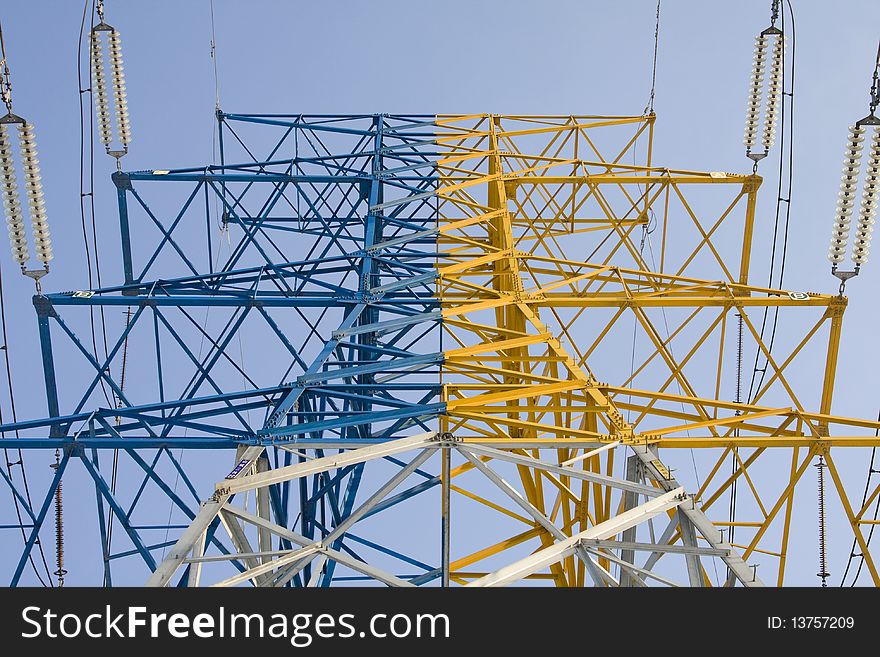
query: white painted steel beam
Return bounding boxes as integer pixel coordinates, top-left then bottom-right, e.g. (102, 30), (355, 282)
(582, 546), (681, 587)
(146, 497), (227, 587)
(631, 444), (765, 587)
(220, 432), (434, 494)
(219, 505), (415, 587)
(459, 448), (607, 586)
(581, 539), (729, 557)
(211, 546), (320, 587)
(466, 487), (686, 587)
(322, 449), (433, 545)
(462, 443), (660, 496)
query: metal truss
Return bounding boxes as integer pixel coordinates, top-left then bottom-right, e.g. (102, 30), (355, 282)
(3, 113), (880, 586)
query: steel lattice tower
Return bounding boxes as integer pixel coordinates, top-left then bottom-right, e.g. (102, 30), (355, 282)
(3, 112), (880, 587)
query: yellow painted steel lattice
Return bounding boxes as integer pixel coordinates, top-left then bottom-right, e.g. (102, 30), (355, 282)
(146, 113), (880, 588)
(429, 114), (880, 586)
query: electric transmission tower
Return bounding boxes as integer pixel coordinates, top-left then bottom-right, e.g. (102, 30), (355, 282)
(2, 109), (880, 587)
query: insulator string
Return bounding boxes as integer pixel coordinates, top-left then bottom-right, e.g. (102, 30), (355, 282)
(90, 4), (132, 159)
(828, 38), (880, 289)
(853, 128), (880, 265)
(762, 35), (784, 150)
(743, 0), (786, 163)
(108, 31), (130, 148)
(90, 31), (112, 146)
(744, 35), (767, 152)
(0, 124), (28, 266)
(828, 125), (865, 265)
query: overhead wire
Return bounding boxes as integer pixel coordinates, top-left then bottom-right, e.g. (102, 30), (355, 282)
(80, 0), (134, 569)
(747, 0), (796, 404)
(0, 252), (53, 587)
(105, 304), (132, 556)
(840, 410), (880, 585)
(79, 0), (113, 408)
(632, 3), (720, 585)
(161, 2), (227, 559)
(840, 36), (880, 587)
(728, 0), (796, 586)
(0, 10), (54, 587)
(210, 0), (221, 111)
(643, 0), (661, 115)
(0, 16), (13, 111)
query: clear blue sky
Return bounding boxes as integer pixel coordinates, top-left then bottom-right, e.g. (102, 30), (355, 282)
(1, 1), (879, 586)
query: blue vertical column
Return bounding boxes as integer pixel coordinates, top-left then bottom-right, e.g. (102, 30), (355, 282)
(319, 115), (386, 586)
(112, 171), (137, 295)
(33, 295), (61, 437)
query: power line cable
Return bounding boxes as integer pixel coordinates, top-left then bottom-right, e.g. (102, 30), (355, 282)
(210, 0), (221, 111)
(747, 0), (796, 404)
(0, 9), (54, 588)
(79, 0), (114, 407)
(840, 37), (880, 586)
(644, 0), (661, 114)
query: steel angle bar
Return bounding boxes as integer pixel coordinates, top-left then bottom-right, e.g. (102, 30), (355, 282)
(307, 555), (329, 587)
(217, 510), (272, 586)
(466, 487), (686, 587)
(80, 454), (158, 570)
(366, 228), (438, 252)
(642, 514), (681, 573)
(0, 387), (289, 440)
(580, 539), (730, 558)
(460, 443), (659, 496)
(0, 467), (37, 523)
(321, 449), (433, 545)
(630, 444), (764, 586)
(0, 437), (242, 449)
(220, 432), (436, 494)
(48, 295), (366, 308)
(183, 549), (295, 564)
(212, 545), (321, 588)
(581, 546), (681, 587)
(678, 509), (705, 587)
(264, 303), (368, 428)
(221, 505), (311, 547)
(371, 271), (438, 294)
(259, 403), (444, 440)
(186, 531), (208, 587)
(146, 497), (227, 587)
(210, 505), (414, 587)
(220, 113), (376, 136)
(332, 310), (441, 338)
(678, 497), (763, 587)
(337, 531), (435, 572)
(321, 547), (415, 587)
(458, 448), (608, 587)
(269, 556), (314, 588)
(458, 450), (570, 541)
